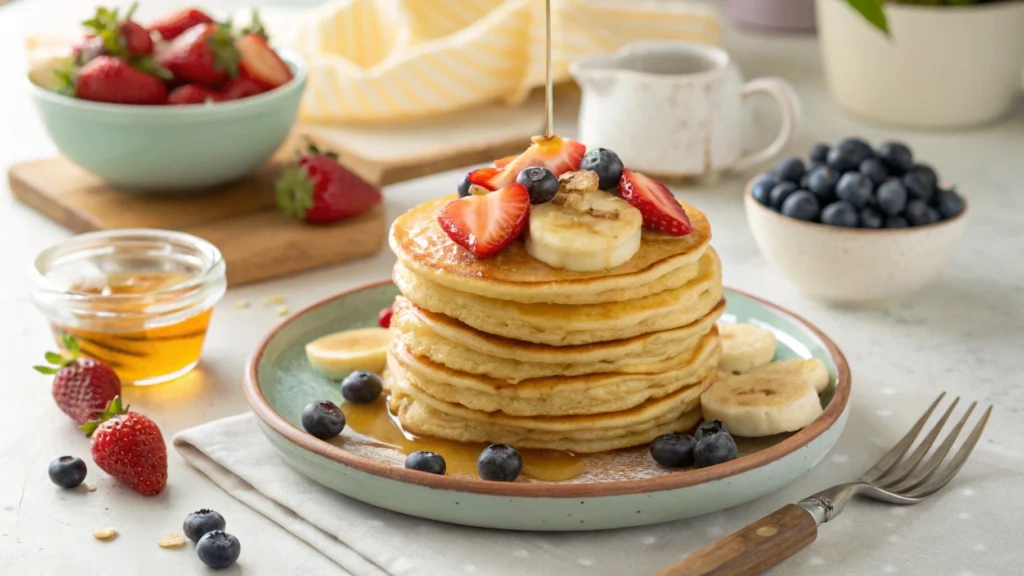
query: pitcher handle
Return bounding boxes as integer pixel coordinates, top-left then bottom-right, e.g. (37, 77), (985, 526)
(733, 77), (801, 172)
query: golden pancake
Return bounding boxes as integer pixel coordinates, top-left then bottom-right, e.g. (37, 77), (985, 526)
(389, 194), (712, 304)
(387, 328), (719, 416)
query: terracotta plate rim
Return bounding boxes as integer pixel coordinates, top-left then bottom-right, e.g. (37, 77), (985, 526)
(244, 280), (852, 499)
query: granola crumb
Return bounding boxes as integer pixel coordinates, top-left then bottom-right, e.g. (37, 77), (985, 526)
(235, 299), (250, 309)
(93, 527), (117, 540)
(85, 484), (97, 492)
(276, 306), (290, 316)
(157, 534), (186, 548)
(263, 295), (286, 306)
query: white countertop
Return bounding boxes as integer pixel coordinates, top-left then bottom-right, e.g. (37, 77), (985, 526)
(2, 1), (1023, 575)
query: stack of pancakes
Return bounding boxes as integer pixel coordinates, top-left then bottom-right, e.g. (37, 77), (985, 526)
(386, 192), (724, 454)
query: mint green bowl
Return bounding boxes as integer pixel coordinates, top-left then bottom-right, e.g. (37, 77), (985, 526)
(29, 49), (307, 193)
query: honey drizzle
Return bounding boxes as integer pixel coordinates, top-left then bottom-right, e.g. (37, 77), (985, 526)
(342, 399), (586, 482)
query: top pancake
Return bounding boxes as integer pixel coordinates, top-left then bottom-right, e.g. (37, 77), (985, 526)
(389, 194), (712, 304)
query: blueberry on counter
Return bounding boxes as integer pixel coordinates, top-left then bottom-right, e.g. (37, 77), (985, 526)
(477, 444), (523, 482)
(693, 420), (730, 443)
(579, 148), (624, 190)
(693, 430), (738, 468)
(807, 166), (840, 202)
(773, 157), (805, 183)
(820, 201), (860, 227)
(48, 456), (87, 489)
(876, 142), (914, 174)
(935, 188), (966, 219)
(905, 200), (940, 226)
(780, 191), (821, 222)
(301, 400), (346, 439)
(859, 207), (884, 229)
(650, 433), (696, 468)
(885, 215), (909, 229)
(827, 138), (872, 172)
(457, 175), (473, 198)
(768, 181), (799, 210)
(184, 509), (227, 543)
(902, 171), (935, 203)
(751, 174), (776, 207)
(808, 143), (830, 165)
(196, 531), (241, 569)
(859, 158), (888, 186)
(876, 180), (909, 216)
(835, 172), (873, 208)
(405, 451), (447, 475)
(341, 371), (384, 404)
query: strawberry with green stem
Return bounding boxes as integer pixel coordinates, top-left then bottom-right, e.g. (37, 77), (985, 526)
(35, 335), (121, 425)
(157, 21), (240, 86)
(82, 397), (168, 496)
(276, 142), (382, 223)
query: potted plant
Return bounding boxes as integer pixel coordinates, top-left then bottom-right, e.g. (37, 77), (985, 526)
(817, 0), (1024, 128)
(725, 0), (817, 32)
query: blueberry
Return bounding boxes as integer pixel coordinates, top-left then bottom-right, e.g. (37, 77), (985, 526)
(827, 138), (873, 172)
(902, 171), (935, 203)
(773, 157), (805, 183)
(579, 148), (624, 190)
(780, 191), (820, 222)
(885, 215), (909, 229)
(301, 400), (345, 439)
(808, 143), (830, 164)
(934, 188), (965, 219)
(183, 509), (227, 543)
(693, 431), (738, 468)
(196, 531), (241, 569)
(457, 175), (473, 198)
(404, 451), (446, 475)
(806, 166), (840, 202)
(860, 207), (884, 229)
(48, 456), (87, 489)
(341, 371), (383, 404)
(835, 172), (873, 208)
(876, 180), (909, 216)
(905, 200), (940, 226)
(876, 142), (914, 175)
(799, 173), (811, 189)
(477, 444), (522, 482)
(859, 158), (888, 186)
(820, 201), (860, 227)
(911, 163), (939, 190)
(649, 433), (696, 468)
(768, 181), (798, 210)
(515, 166), (559, 205)
(750, 174), (776, 207)
(693, 420), (731, 443)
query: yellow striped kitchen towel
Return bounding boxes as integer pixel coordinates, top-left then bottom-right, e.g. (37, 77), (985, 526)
(257, 0), (720, 123)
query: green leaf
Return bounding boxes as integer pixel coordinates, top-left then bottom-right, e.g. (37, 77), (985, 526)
(44, 352), (64, 365)
(62, 335), (81, 359)
(846, 0), (889, 35)
(34, 365), (58, 375)
(80, 396), (127, 437)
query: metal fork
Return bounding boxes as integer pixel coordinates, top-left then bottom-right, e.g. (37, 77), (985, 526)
(658, 392), (992, 576)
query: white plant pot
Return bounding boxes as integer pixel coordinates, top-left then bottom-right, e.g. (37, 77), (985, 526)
(817, 0), (1024, 129)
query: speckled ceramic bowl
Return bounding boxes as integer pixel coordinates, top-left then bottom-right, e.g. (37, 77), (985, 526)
(745, 177), (968, 307)
(244, 281), (852, 531)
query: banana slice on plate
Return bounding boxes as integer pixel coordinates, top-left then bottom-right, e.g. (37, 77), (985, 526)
(718, 322), (777, 374)
(701, 362), (824, 437)
(525, 171), (643, 272)
(306, 327), (389, 378)
(749, 358), (830, 394)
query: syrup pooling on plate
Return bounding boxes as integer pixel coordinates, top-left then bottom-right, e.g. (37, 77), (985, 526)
(341, 398), (586, 481)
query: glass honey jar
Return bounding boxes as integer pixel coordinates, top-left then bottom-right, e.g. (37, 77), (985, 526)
(31, 229), (226, 386)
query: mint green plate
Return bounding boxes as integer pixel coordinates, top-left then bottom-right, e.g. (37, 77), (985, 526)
(244, 281), (851, 531)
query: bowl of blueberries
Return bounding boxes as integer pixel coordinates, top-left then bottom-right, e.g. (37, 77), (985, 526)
(745, 138), (967, 306)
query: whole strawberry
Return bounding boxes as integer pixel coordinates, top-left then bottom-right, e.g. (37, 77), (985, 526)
(157, 22), (239, 86)
(276, 143), (382, 223)
(34, 335), (121, 425)
(148, 7), (215, 42)
(68, 55), (169, 105)
(77, 3), (153, 65)
(82, 397), (168, 496)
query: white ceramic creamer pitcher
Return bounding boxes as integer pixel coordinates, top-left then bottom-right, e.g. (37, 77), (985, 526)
(570, 42), (800, 179)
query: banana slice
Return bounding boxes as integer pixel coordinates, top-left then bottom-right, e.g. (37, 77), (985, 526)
(749, 358), (830, 394)
(718, 322), (777, 374)
(525, 171), (643, 272)
(701, 366), (823, 437)
(306, 327), (389, 378)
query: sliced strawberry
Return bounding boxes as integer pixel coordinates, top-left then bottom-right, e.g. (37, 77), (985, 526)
(168, 84), (218, 105)
(436, 184), (530, 258)
(148, 8), (214, 42)
(219, 77), (265, 101)
(236, 33), (292, 89)
(618, 169), (692, 236)
(493, 154), (517, 169)
(467, 135), (585, 191)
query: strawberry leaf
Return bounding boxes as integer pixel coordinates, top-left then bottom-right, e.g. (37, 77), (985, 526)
(63, 334), (80, 357)
(207, 23), (241, 78)
(240, 10), (268, 40)
(44, 351), (65, 365)
(275, 165), (315, 220)
(80, 396), (128, 437)
(33, 365), (59, 375)
(53, 58), (77, 96)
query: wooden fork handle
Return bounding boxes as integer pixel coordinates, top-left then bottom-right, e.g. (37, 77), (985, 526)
(656, 504), (818, 576)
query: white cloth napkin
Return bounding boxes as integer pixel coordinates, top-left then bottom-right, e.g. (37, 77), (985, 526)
(173, 411), (1024, 576)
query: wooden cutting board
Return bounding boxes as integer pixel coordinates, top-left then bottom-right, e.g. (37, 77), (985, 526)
(8, 88), (576, 286)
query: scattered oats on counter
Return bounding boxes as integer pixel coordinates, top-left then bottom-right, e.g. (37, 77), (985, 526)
(263, 295), (286, 306)
(157, 534), (187, 548)
(235, 300), (250, 309)
(85, 484), (97, 492)
(93, 527), (117, 540)
(276, 306), (290, 316)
